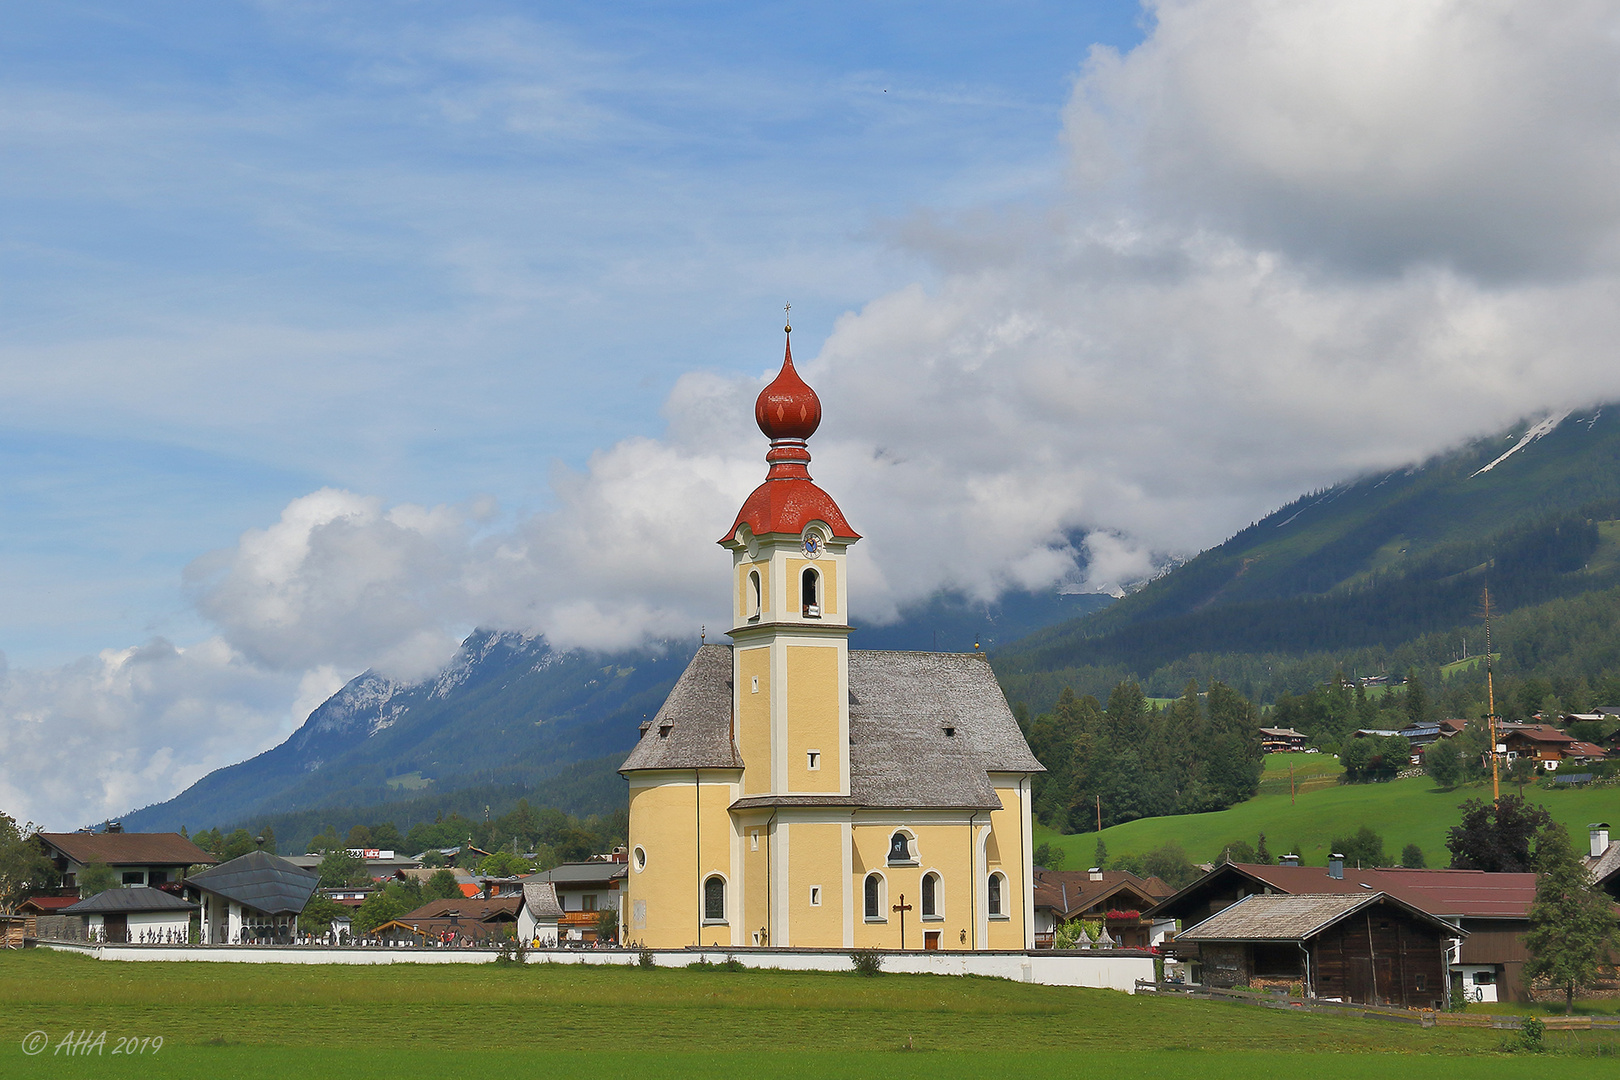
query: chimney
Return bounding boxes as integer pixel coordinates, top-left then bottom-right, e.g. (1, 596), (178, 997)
(106, 821), (123, 833)
(1089, 867), (1104, 882)
(1279, 854), (1300, 867)
(1328, 854), (1344, 880)
(1591, 823), (1611, 860)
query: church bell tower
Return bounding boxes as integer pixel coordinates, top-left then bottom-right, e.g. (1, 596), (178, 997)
(721, 319), (860, 798)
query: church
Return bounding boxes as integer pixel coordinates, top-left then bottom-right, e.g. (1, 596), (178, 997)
(620, 322), (1042, 951)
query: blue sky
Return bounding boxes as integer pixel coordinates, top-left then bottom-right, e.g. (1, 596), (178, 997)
(0, 1), (1146, 666)
(9, 0), (1620, 829)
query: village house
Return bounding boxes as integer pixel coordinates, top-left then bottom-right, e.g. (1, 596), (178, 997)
(60, 886), (196, 943)
(524, 858), (627, 941)
(1585, 823), (1620, 902)
(1148, 858), (1539, 1002)
(1498, 723), (1607, 770)
(285, 849), (423, 882)
(34, 828), (215, 896)
(377, 896), (520, 944)
(516, 880), (565, 946)
(1177, 892), (1461, 1009)
(621, 327), (1043, 951)
(185, 849), (319, 944)
(1257, 727), (1309, 753)
(1032, 868), (1175, 949)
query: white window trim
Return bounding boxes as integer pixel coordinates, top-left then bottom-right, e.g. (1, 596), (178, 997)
(807, 749), (821, 771)
(632, 846), (647, 872)
(702, 874), (729, 925)
(809, 886), (821, 907)
(886, 829), (919, 867)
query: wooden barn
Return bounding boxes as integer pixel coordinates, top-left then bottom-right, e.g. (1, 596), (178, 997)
(1176, 892), (1462, 1009)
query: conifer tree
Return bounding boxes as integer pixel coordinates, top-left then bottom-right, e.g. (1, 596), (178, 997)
(1525, 825), (1618, 1012)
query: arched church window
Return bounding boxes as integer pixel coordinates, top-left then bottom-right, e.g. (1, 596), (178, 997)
(801, 567), (820, 617)
(864, 873), (883, 920)
(888, 831), (914, 864)
(703, 875), (726, 923)
(748, 569), (761, 621)
(921, 872), (941, 917)
(987, 872), (1006, 917)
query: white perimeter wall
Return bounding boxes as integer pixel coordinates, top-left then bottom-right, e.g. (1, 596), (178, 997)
(42, 942), (1152, 993)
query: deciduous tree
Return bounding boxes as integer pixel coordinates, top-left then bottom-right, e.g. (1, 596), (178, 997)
(1445, 795), (1551, 873)
(0, 812), (55, 912)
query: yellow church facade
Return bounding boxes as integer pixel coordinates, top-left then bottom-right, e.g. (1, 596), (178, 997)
(621, 328), (1042, 951)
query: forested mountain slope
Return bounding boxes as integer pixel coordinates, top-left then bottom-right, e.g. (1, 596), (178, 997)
(121, 631), (688, 834)
(997, 406), (1620, 709)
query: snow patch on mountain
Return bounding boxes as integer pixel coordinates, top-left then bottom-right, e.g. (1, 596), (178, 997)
(1471, 411), (1571, 477)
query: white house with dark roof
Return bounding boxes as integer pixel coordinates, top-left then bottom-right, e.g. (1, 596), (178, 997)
(620, 326), (1043, 952)
(60, 886), (197, 943)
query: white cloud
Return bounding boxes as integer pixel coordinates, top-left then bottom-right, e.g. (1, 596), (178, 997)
(1068, 0), (1620, 278)
(12, 0), (1620, 829)
(0, 639), (299, 829)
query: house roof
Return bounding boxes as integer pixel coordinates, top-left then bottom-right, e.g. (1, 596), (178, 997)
(398, 896), (521, 923)
(37, 832), (215, 869)
(1565, 741), (1607, 758)
(1178, 892), (1464, 943)
(1586, 841), (1620, 887)
(1501, 724), (1574, 745)
(526, 862), (628, 887)
(520, 881), (565, 921)
(18, 896), (82, 914)
(1258, 727), (1306, 739)
(625, 645), (1042, 812)
(1032, 870), (1174, 919)
(1147, 862), (1538, 922)
(62, 886), (197, 914)
(185, 850), (320, 915)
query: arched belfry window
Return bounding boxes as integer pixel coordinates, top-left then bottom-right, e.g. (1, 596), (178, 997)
(888, 831), (914, 864)
(748, 569), (761, 621)
(801, 567), (820, 617)
(703, 876), (726, 923)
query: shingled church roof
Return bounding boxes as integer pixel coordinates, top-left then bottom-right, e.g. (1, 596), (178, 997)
(620, 645), (1041, 810)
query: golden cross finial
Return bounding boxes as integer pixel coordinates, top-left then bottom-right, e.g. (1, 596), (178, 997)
(784, 302), (791, 334)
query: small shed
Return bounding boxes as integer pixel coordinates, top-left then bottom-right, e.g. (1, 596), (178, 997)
(61, 886), (196, 943)
(518, 880), (564, 946)
(1177, 892), (1464, 1009)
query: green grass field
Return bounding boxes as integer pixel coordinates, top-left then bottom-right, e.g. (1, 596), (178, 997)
(0, 948), (1608, 1077)
(1036, 753), (1620, 868)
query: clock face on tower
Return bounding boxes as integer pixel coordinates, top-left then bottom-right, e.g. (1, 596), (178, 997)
(802, 533), (823, 560)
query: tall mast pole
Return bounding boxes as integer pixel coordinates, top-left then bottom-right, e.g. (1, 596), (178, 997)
(1483, 587), (1500, 802)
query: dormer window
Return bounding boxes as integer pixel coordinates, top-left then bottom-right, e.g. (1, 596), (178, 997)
(802, 567), (821, 618)
(748, 569), (762, 622)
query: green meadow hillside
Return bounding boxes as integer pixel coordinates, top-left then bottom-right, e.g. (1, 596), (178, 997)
(1033, 752), (1620, 872)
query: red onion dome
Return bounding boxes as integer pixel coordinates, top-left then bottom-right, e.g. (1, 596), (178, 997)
(754, 336), (821, 441)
